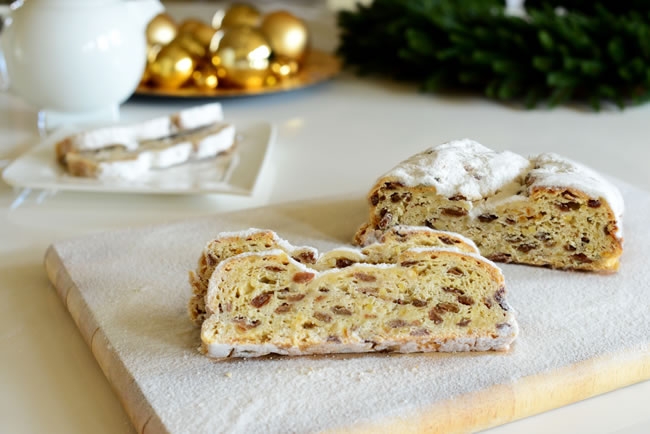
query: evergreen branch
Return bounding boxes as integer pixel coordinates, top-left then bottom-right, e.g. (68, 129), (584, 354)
(337, 0), (650, 109)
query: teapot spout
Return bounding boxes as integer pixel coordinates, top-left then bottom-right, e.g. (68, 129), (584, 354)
(128, 0), (165, 33)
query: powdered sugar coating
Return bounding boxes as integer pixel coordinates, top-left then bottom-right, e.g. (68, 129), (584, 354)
(382, 139), (624, 239)
(173, 103), (223, 130)
(68, 103), (225, 151)
(71, 116), (172, 151)
(94, 142), (194, 180)
(193, 124), (236, 159)
(529, 153), (624, 237)
(91, 124), (235, 181)
(382, 139), (530, 201)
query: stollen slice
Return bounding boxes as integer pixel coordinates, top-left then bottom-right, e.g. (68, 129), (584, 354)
(188, 226), (479, 326)
(201, 247), (517, 359)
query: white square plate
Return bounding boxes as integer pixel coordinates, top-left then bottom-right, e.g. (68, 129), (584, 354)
(2, 121), (275, 195)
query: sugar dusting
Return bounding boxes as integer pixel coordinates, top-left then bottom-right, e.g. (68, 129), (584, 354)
(383, 140), (625, 238)
(382, 139), (530, 200)
(529, 152), (625, 238)
(49, 181), (650, 434)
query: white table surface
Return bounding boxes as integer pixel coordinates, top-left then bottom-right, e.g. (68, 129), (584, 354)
(1, 2), (649, 434)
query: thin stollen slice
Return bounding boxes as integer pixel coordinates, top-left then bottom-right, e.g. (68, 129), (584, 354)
(55, 102), (224, 164)
(64, 122), (235, 180)
(188, 226), (479, 326)
(188, 229), (319, 326)
(201, 248), (517, 359)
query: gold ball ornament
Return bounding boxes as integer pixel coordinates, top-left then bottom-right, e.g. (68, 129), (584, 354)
(191, 64), (219, 90)
(189, 21), (217, 48)
(260, 11), (309, 62)
(148, 44), (195, 89)
(213, 26), (271, 89)
(213, 4), (261, 29)
(170, 33), (207, 60)
(146, 13), (177, 46)
(178, 19), (204, 35)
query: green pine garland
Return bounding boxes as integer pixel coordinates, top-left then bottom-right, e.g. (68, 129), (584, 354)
(337, 0), (650, 109)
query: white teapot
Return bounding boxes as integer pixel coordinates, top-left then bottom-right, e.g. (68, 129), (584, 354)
(1, 0), (163, 115)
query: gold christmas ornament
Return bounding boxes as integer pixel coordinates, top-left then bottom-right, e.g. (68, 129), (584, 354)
(148, 44), (195, 89)
(170, 33), (207, 60)
(270, 56), (299, 79)
(178, 19), (204, 35)
(190, 21), (217, 48)
(214, 4), (261, 29)
(213, 26), (271, 88)
(260, 11), (309, 62)
(192, 64), (219, 90)
(146, 13), (177, 46)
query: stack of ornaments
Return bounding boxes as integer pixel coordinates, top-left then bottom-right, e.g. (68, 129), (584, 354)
(143, 4), (310, 91)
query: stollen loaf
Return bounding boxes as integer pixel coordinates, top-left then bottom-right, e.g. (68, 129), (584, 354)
(355, 139), (624, 272)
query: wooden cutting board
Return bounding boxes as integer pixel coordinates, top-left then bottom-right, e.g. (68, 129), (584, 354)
(44, 182), (650, 434)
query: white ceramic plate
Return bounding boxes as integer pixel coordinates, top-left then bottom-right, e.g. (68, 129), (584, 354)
(2, 121), (275, 195)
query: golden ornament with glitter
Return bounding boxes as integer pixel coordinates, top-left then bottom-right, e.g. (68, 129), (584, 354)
(260, 11), (309, 62)
(136, 6), (336, 95)
(213, 26), (271, 89)
(146, 13), (177, 46)
(170, 33), (207, 60)
(214, 4), (261, 29)
(188, 21), (217, 49)
(148, 43), (195, 89)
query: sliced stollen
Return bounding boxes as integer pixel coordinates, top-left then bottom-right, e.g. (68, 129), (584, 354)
(188, 226), (479, 326)
(55, 102), (224, 164)
(64, 122), (236, 180)
(188, 229), (319, 326)
(355, 139), (624, 272)
(201, 248), (517, 359)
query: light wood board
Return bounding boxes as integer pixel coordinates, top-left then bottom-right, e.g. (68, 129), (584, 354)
(44, 183), (650, 434)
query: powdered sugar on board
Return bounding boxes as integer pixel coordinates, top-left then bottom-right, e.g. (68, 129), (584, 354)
(45, 182), (650, 434)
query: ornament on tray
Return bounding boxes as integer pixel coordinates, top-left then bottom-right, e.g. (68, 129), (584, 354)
(260, 11), (309, 62)
(146, 13), (177, 46)
(213, 26), (271, 89)
(213, 3), (262, 29)
(148, 43), (195, 89)
(140, 4), (310, 91)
